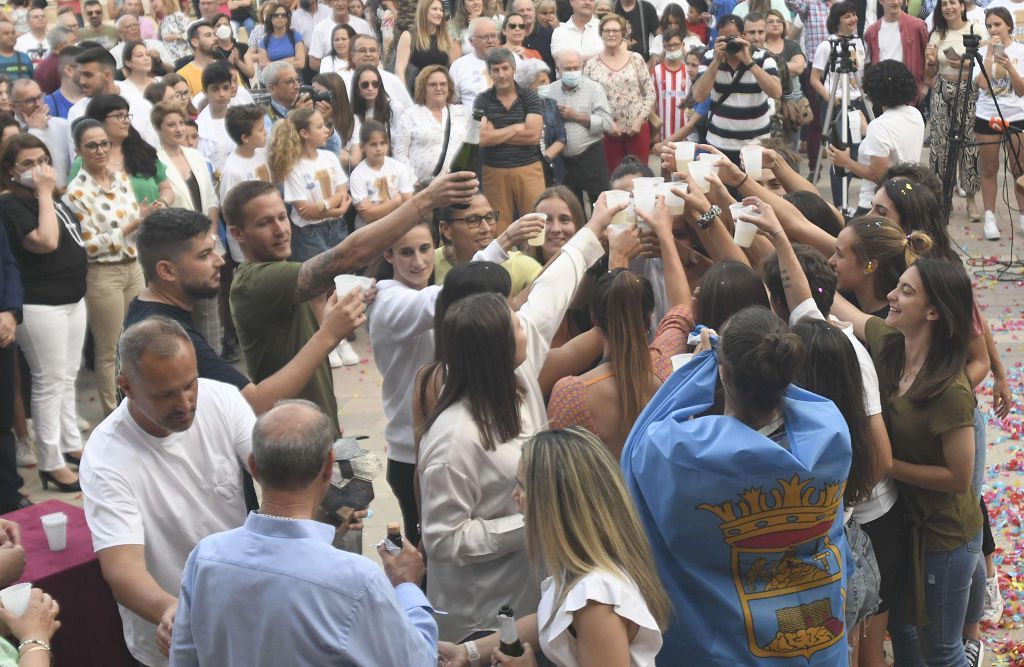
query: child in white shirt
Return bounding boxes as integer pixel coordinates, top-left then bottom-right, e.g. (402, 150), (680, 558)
(348, 120), (414, 229)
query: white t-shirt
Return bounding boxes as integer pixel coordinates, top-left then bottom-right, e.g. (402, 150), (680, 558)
(877, 20), (903, 61)
(195, 107), (235, 173)
(550, 16), (603, 60)
(538, 571), (662, 667)
(318, 55), (351, 75)
(309, 15), (375, 60)
(926, 4), (986, 33)
(447, 52), (491, 112)
(812, 36), (866, 101)
(80, 379), (255, 667)
(14, 33), (48, 63)
(348, 156), (415, 228)
(789, 299), (897, 524)
(854, 105), (924, 210)
(977, 42), (1024, 121)
(283, 149), (348, 228)
(219, 148), (271, 262)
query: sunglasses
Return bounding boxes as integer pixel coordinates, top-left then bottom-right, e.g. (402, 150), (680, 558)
(506, 22), (525, 29)
(272, 11), (289, 17)
(359, 79), (380, 89)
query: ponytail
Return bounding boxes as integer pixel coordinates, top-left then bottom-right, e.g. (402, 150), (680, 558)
(848, 216), (934, 302)
(905, 229), (934, 266)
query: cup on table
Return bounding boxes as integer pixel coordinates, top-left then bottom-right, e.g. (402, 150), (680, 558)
(675, 141), (697, 169)
(659, 182), (686, 215)
(604, 190), (632, 226)
(526, 212), (549, 247)
(40, 512), (67, 552)
(688, 160), (715, 193)
(0, 583), (31, 617)
(729, 203), (759, 248)
(740, 146), (763, 180)
(334, 275), (373, 300)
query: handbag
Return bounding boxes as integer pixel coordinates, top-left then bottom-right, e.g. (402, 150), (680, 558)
(781, 96), (814, 130)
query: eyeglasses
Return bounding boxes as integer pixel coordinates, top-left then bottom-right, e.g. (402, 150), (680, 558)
(426, 81), (448, 88)
(602, 27), (622, 34)
(359, 79), (380, 89)
(82, 140), (111, 152)
(106, 112), (133, 122)
(272, 11), (289, 17)
(276, 77), (301, 86)
(15, 156), (51, 170)
(85, 9), (102, 15)
(448, 211), (499, 227)
(476, 33), (499, 41)
(173, 90), (190, 100)
(506, 22), (525, 29)
(12, 94), (43, 106)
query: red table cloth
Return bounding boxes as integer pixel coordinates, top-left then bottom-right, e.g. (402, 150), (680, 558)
(4, 499), (133, 666)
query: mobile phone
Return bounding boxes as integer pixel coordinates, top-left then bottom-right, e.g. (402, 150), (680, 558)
(995, 43), (1006, 57)
(944, 46), (960, 60)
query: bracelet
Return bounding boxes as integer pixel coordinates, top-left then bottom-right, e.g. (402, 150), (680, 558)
(18, 639), (51, 653)
(696, 204), (721, 230)
(737, 173), (749, 189)
(464, 640), (481, 667)
(19, 646), (48, 658)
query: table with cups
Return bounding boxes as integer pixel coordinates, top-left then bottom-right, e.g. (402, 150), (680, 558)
(1, 500), (133, 666)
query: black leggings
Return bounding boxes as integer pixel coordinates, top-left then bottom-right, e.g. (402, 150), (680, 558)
(982, 497), (995, 556)
(387, 459), (421, 546)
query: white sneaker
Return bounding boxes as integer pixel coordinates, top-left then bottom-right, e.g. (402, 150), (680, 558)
(336, 340), (359, 366)
(76, 417), (92, 431)
(984, 213), (1001, 240)
(984, 576), (1005, 624)
(15, 439), (35, 468)
(328, 350), (344, 368)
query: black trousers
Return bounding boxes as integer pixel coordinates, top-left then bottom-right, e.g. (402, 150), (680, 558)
(386, 459), (420, 546)
(0, 344), (23, 512)
(562, 141), (611, 210)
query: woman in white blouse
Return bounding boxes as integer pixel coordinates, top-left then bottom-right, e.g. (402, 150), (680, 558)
(440, 427), (671, 667)
(392, 65), (469, 186)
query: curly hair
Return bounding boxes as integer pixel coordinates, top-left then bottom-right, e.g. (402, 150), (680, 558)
(267, 107), (317, 183)
(863, 60), (917, 108)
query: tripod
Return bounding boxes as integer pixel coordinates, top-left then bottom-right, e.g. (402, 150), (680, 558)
(811, 35), (874, 214)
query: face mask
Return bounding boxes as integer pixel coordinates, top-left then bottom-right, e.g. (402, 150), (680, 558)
(17, 170), (34, 188)
(665, 49), (684, 61)
(215, 25), (232, 40)
(561, 70), (582, 88)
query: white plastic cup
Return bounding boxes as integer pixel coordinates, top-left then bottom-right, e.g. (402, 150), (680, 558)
(633, 185), (657, 215)
(688, 160), (715, 193)
(607, 222), (634, 244)
(729, 203), (759, 247)
(741, 146), (763, 180)
(41, 512), (68, 551)
(334, 275), (372, 299)
(604, 190), (631, 226)
(0, 583), (31, 617)
(671, 352), (694, 370)
(675, 141), (696, 168)
(632, 177), (664, 190)
(698, 152), (722, 163)
(660, 182), (686, 215)
(526, 213), (548, 246)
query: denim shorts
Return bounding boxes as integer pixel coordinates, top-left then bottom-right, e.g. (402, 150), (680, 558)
(289, 218), (349, 263)
(845, 519), (882, 631)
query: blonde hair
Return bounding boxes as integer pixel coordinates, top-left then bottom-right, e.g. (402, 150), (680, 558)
(413, 64), (455, 104)
(599, 12), (628, 34)
(847, 216), (934, 301)
(521, 427), (672, 632)
(414, 0), (454, 53)
(267, 108), (319, 183)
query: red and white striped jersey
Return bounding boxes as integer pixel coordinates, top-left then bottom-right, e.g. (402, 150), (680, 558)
(653, 63), (691, 141)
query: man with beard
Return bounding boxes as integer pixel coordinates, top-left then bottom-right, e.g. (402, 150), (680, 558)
(126, 208), (366, 415)
(80, 316), (256, 667)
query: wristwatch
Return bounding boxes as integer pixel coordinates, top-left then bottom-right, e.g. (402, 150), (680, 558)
(696, 204), (721, 230)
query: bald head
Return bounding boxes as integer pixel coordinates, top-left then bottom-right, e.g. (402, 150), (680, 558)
(251, 400), (334, 492)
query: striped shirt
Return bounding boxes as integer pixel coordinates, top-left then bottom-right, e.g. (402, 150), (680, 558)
(653, 63), (691, 141)
(701, 49), (778, 151)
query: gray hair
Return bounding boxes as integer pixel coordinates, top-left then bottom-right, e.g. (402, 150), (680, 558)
(514, 57), (548, 86)
(555, 48), (581, 69)
(261, 60), (296, 86)
(252, 400), (334, 492)
(10, 78), (39, 97)
(468, 16), (494, 39)
(47, 26), (74, 51)
(116, 13), (139, 30)
(485, 47), (516, 71)
(118, 317), (194, 379)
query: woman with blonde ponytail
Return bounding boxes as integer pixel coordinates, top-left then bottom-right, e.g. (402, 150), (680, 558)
(266, 108), (351, 263)
(548, 196), (692, 458)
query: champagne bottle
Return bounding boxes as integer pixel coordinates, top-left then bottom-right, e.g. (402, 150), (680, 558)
(448, 109), (482, 209)
(497, 605), (524, 657)
(386, 522), (403, 551)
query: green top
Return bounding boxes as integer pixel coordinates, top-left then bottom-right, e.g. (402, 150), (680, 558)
(230, 261), (340, 435)
(68, 157), (168, 205)
(864, 316), (980, 624)
(433, 248), (543, 295)
(0, 637), (16, 666)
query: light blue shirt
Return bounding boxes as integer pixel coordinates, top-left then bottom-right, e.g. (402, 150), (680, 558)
(170, 512), (438, 667)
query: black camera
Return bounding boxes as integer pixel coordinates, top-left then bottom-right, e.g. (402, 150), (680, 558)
(299, 85), (332, 104)
(724, 35), (744, 55)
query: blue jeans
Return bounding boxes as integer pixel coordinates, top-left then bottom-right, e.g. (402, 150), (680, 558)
(289, 218), (348, 263)
(890, 530), (983, 667)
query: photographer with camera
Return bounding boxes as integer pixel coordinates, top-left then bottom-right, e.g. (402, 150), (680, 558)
(262, 61), (317, 130)
(692, 14), (782, 165)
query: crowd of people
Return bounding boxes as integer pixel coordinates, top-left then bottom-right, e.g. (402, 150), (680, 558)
(0, 0), (1015, 664)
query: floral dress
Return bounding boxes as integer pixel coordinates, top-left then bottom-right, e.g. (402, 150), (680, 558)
(582, 51), (656, 132)
(160, 12), (192, 62)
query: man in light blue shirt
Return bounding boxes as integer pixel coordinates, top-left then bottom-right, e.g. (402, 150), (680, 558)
(170, 400), (437, 667)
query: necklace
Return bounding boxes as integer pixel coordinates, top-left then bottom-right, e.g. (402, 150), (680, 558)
(257, 510), (302, 521)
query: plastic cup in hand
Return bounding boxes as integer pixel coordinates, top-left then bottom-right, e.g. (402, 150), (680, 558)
(605, 190), (631, 226)
(660, 183), (686, 215)
(729, 203), (759, 248)
(688, 160), (714, 193)
(334, 275), (372, 299)
(632, 177), (664, 190)
(698, 152), (722, 163)
(634, 185), (657, 214)
(41, 512), (68, 551)
(741, 146), (763, 180)
(607, 222), (634, 245)
(526, 213), (548, 247)
(0, 583), (31, 617)
(675, 141), (696, 168)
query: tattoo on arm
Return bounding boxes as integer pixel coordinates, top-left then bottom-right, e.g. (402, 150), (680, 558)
(293, 247), (342, 304)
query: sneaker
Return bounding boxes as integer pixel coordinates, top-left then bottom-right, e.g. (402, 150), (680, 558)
(984, 215), (1001, 240)
(967, 196), (982, 222)
(984, 576), (1005, 624)
(15, 439), (35, 468)
(1018, 215), (1024, 236)
(328, 350), (344, 368)
(964, 637), (984, 667)
(336, 340), (359, 366)
(76, 417), (92, 431)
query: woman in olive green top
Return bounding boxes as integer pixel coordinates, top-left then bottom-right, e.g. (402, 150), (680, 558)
(834, 258), (981, 667)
